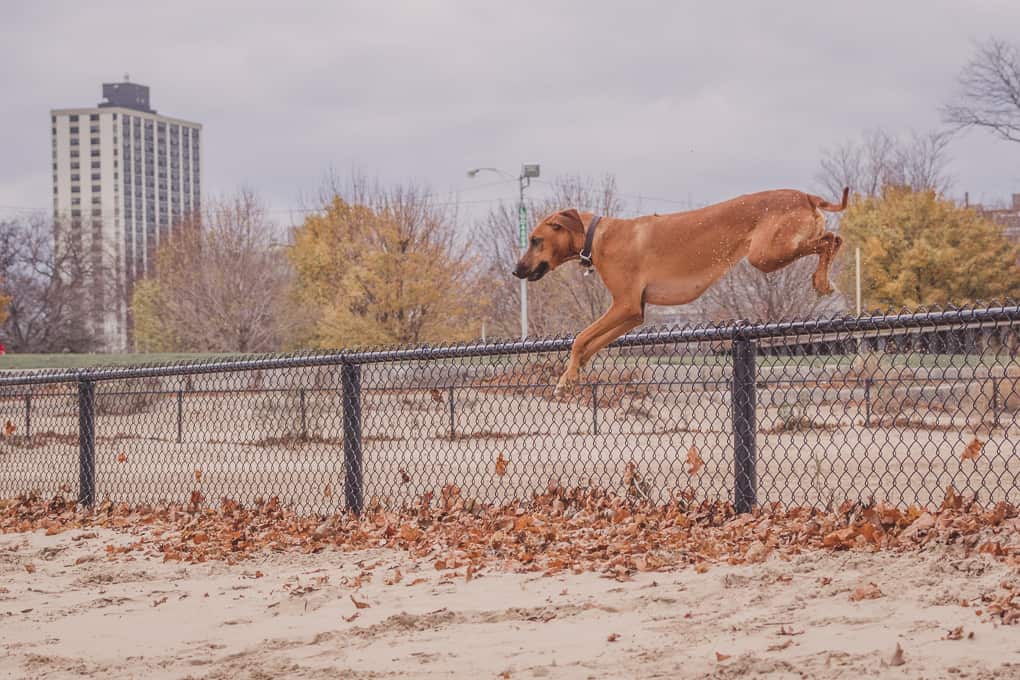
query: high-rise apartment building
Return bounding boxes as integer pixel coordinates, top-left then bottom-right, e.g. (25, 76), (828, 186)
(51, 79), (202, 351)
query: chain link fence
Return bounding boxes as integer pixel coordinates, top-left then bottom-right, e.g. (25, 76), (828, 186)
(1, 303), (1018, 514)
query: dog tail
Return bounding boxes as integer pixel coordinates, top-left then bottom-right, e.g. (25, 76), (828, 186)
(810, 187), (850, 212)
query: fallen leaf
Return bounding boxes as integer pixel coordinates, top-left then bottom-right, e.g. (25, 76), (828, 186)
(495, 453), (509, 477)
(767, 639), (794, 652)
(116, 452), (127, 463)
(399, 468), (411, 483)
(189, 490), (204, 507)
(715, 651), (731, 662)
(849, 582), (883, 602)
(778, 625), (804, 636)
(745, 540), (768, 563)
(819, 577), (832, 586)
(4, 420), (15, 436)
(823, 526), (856, 549)
(398, 525), (422, 542)
(152, 596), (168, 607)
(429, 388), (443, 404)
(194, 469), (203, 482)
(323, 484), (333, 498)
(687, 446), (703, 475)
(942, 486), (963, 511)
(24, 563), (35, 574)
(961, 438), (983, 462)
(943, 626), (967, 640)
(350, 594), (370, 610)
(343, 612), (360, 622)
(607, 633), (620, 642)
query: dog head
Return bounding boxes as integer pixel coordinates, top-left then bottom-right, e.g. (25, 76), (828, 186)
(512, 209), (584, 281)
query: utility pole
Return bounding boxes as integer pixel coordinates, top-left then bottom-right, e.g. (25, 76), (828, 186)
(518, 164), (540, 339)
(467, 163), (540, 340)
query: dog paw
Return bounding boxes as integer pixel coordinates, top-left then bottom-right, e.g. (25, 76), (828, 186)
(813, 277), (835, 296)
(554, 373), (578, 399)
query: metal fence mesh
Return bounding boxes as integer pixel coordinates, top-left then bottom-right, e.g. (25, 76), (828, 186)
(1, 303), (1018, 514)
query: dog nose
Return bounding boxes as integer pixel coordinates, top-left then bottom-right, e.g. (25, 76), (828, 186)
(512, 264), (527, 279)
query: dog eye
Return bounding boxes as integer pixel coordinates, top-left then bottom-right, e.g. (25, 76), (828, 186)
(530, 237), (541, 248)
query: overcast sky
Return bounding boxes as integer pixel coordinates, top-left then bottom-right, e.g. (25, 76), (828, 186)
(2, 1), (1018, 228)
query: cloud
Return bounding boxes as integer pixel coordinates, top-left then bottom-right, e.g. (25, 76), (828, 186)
(1, 1), (1018, 224)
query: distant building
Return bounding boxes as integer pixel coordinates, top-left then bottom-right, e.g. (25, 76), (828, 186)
(969, 192), (1020, 243)
(51, 78), (202, 351)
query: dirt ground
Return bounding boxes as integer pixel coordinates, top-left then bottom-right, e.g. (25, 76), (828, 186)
(3, 526), (1020, 680)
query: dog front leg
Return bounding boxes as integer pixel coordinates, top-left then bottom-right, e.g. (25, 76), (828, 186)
(579, 312), (644, 366)
(555, 303), (641, 398)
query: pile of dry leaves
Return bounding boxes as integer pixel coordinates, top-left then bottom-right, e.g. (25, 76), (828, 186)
(3, 482), (1019, 576)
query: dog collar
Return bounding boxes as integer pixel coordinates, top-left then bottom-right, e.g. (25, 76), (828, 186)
(578, 215), (602, 271)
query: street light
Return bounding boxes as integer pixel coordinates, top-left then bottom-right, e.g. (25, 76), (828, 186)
(467, 163), (541, 339)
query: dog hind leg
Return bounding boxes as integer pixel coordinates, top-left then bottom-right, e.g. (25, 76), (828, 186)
(810, 232), (843, 295)
(748, 213), (842, 295)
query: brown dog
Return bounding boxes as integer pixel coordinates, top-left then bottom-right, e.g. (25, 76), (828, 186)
(512, 187), (849, 397)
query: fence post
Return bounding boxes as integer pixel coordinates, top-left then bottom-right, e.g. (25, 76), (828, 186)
(24, 393), (31, 441)
(864, 378), (872, 427)
(341, 363), (364, 515)
(176, 390), (184, 443)
(78, 380), (96, 508)
(732, 335), (757, 514)
(299, 388), (308, 441)
(591, 382), (599, 436)
(990, 378), (1000, 429)
(447, 387), (456, 439)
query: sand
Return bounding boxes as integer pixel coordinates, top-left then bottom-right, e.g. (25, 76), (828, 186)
(3, 527), (1019, 679)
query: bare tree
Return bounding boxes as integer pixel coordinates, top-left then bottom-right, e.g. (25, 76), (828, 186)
(943, 38), (1020, 143)
(816, 128), (953, 198)
(476, 174), (622, 338)
(0, 215), (110, 352)
(132, 191), (297, 353)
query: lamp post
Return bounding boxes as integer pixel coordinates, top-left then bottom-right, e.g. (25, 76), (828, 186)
(855, 246), (862, 316)
(467, 163), (541, 339)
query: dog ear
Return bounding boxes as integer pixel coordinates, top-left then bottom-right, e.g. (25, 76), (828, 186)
(554, 209), (584, 234)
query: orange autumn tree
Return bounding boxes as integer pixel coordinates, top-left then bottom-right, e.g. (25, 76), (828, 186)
(289, 182), (489, 348)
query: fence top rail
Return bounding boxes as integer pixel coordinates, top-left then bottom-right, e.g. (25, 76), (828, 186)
(0, 302), (1017, 387)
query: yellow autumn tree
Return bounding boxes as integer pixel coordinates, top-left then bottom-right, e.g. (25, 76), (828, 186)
(838, 187), (1020, 309)
(130, 278), (178, 352)
(0, 279), (9, 327)
(289, 184), (489, 348)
